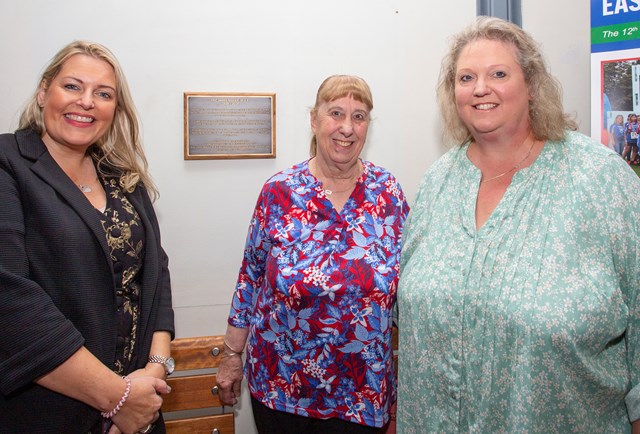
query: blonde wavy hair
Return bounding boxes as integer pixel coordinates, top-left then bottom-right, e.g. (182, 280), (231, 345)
(309, 75), (374, 156)
(19, 40), (157, 199)
(437, 16), (577, 146)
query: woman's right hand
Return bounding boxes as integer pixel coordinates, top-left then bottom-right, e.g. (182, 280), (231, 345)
(216, 355), (244, 406)
(111, 376), (170, 433)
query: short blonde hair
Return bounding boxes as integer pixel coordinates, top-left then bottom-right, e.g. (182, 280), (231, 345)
(309, 75), (373, 156)
(19, 40), (157, 199)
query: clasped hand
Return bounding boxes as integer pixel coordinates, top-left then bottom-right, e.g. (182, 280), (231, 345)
(109, 372), (171, 434)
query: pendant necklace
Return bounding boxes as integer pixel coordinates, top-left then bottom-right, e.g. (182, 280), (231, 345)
(77, 177), (98, 193)
(323, 170), (361, 195)
(480, 137), (536, 184)
(311, 159), (361, 195)
(76, 155), (97, 193)
(325, 182), (359, 195)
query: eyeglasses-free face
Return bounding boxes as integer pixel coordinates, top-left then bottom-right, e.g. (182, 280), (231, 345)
(37, 54), (117, 153)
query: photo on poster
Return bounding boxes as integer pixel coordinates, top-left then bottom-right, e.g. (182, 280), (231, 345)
(601, 56), (640, 176)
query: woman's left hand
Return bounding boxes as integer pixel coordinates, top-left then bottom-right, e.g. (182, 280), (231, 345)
(128, 363), (167, 381)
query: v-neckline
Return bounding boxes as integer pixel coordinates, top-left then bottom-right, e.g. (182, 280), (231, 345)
(459, 140), (549, 237)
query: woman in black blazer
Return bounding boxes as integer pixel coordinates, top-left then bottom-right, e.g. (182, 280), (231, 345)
(0, 41), (174, 434)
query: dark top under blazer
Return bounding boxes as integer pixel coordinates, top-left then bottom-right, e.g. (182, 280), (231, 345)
(0, 129), (174, 433)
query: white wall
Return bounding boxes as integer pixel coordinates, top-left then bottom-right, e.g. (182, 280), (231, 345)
(523, 1), (592, 133)
(0, 1), (589, 432)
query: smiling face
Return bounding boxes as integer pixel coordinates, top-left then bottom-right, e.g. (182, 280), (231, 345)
(454, 38), (531, 141)
(37, 54), (117, 153)
(310, 95), (369, 171)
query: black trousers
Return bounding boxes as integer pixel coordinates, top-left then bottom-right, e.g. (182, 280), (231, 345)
(251, 396), (386, 434)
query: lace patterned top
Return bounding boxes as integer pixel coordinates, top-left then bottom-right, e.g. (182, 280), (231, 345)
(99, 177), (145, 375)
(228, 159), (409, 427)
(397, 131), (640, 433)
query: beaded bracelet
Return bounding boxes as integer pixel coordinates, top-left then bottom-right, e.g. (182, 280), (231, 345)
(101, 376), (131, 419)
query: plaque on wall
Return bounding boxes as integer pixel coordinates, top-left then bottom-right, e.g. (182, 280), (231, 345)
(184, 92), (276, 160)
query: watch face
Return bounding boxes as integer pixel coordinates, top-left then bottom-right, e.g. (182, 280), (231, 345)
(166, 357), (175, 374)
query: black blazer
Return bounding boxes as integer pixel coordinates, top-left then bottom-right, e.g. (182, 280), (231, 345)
(0, 129), (174, 433)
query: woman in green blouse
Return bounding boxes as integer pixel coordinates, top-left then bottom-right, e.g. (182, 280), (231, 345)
(397, 16), (640, 433)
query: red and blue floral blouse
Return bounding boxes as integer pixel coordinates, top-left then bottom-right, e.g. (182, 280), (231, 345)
(228, 159), (409, 428)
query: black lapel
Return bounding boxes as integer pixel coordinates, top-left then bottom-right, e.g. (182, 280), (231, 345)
(16, 129), (114, 273)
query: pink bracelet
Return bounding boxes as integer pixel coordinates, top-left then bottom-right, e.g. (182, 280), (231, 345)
(101, 376), (131, 419)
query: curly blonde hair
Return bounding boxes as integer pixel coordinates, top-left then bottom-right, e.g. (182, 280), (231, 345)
(19, 40), (157, 199)
(437, 16), (577, 146)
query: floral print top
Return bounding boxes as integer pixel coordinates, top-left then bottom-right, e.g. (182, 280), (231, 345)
(228, 159), (409, 427)
(397, 131), (640, 433)
(99, 178), (145, 375)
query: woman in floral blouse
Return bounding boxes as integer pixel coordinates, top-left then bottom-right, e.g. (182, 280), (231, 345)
(397, 17), (640, 433)
(216, 75), (409, 433)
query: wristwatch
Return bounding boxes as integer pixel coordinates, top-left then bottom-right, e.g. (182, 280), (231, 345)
(148, 355), (175, 375)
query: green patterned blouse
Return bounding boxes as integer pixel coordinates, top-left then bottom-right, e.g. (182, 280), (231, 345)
(397, 131), (640, 433)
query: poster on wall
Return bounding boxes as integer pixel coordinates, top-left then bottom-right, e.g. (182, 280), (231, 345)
(590, 0), (640, 169)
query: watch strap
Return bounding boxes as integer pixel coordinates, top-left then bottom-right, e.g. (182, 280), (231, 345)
(148, 355), (170, 364)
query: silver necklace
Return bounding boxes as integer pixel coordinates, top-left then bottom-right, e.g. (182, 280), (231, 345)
(75, 156), (97, 193)
(480, 137), (536, 184)
(77, 176), (98, 193)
